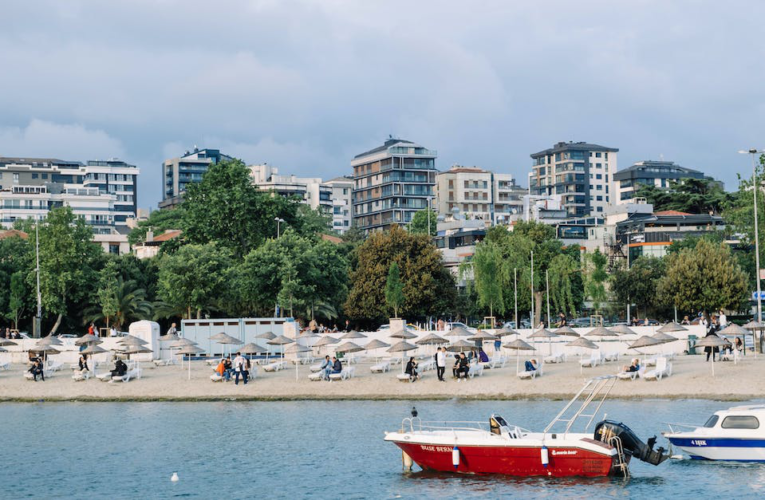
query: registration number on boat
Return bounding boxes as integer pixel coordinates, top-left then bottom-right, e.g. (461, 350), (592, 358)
(691, 440), (707, 446)
(420, 445), (453, 452)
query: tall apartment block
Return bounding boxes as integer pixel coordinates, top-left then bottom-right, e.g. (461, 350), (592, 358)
(160, 147), (232, 209)
(325, 177), (353, 234)
(0, 156), (139, 231)
(613, 160), (720, 203)
(435, 166), (525, 225)
(351, 138), (437, 233)
(529, 141), (618, 217)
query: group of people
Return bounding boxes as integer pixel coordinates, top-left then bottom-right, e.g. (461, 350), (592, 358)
(319, 355), (343, 380)
(214, 353), (252, 384)
(0, 327), (21, 339)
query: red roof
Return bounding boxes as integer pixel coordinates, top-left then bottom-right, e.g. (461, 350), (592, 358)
(0, 229), (28, 240)
(321, 234), (343, 244)
(152, 230), (182, 242)
(654, 210), (692, 216)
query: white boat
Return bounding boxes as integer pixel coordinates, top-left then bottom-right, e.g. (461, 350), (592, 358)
(663, 405), (765, 461)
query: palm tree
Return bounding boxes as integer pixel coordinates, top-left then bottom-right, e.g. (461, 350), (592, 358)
(84, 278), (153, 330)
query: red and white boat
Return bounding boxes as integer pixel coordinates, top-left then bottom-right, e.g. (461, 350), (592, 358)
(385, 376), (668, 477)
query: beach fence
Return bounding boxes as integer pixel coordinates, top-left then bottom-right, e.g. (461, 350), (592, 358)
(181, 318), (296, 356)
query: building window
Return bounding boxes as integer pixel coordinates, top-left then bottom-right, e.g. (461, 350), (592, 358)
(596, 196), (603, 201)
(42, 174), (48, 179)
(596, 174), (602, 180)
(596, 185), (602, 190)
(596, 206), (603, 212)
(32, 173), (38, 179)
(596, 152), (602, 158)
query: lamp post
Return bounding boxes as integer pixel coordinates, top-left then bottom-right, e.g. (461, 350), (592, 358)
(35, 221), (42, 338)
(274, 217), (285, 238)
(740, 149), (765, 324)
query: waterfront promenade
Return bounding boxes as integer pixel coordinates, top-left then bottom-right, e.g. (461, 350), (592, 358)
(1, 354), (763, 402)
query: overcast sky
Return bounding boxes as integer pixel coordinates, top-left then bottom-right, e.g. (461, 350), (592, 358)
(1, 0), (764, 209)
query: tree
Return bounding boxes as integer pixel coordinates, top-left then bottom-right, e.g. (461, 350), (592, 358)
(408, 208), (437, 236)
(157, 243), (233, 319)
(95, 260), (120, 328)
(0, 233), (31, 328)
(635, 178), (733, 214)
(385, 262), (405, 318)
(84, 276), (153, 330)
(29, 207), (104, 334)
(345, 225), (456, 325)
(181, 158), (301, 258)
(657, 239), (748, 315)
(611, 257), (666, 319)
(584, 249), (608, 313)
(127, 208), (184, 246)
(297, 204), (333, 235)
(7, 271), (27, 329)
(463, 241), (504, 321)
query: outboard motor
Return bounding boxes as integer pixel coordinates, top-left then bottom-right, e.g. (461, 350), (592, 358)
(594, 420), (669, 466)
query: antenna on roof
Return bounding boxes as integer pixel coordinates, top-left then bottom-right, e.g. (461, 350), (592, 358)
(659, 153), (664, 161)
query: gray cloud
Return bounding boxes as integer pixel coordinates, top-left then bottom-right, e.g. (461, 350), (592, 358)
(1, 0), (763, 209)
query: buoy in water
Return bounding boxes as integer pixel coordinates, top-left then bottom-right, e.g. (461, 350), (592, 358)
(402, 451), (413, 471)
(541, 445), (549, 468)
(171, 472), (179, 482)
(452, 446), (460, 469)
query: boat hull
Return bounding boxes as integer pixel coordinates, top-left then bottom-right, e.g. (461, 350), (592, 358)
(667, 437), (765, 462)
(393, 441), (623, 477)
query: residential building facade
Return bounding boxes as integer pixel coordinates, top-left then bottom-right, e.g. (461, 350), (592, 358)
(435, 166), (525, 225)
(613, 160), (720, 203)
(160, 147), (232, 209)
(351, 138), (437, 233)
(529, 141), (619, 217)
(325, 177), (353, 234)
(0, 156), (139, 232)
(249, 164), (333, 213)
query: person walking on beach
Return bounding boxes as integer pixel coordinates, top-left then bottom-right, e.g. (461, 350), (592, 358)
(233, 352), (247, 385)
(435, 347), (446, 382)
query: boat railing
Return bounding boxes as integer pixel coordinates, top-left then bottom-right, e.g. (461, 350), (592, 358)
(544, 375), (618, 437)
(665, 422), (700, 434)
(401, 418), (491, 433)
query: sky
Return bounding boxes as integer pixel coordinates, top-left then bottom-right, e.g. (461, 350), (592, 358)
(1, 0), (764, 210)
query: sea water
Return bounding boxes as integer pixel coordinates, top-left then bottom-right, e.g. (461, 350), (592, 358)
(1, 399), (764, 499)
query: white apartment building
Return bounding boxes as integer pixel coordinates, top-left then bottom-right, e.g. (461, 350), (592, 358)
(529, 141), (619, 217)
(0, 157), (139, 233)
(325, 177), (353, 234)
(435, 166), (525, 225)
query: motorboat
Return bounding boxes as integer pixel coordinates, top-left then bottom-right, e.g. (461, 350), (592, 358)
(384, 376), (668, 477)
(663, 405), (765, 461)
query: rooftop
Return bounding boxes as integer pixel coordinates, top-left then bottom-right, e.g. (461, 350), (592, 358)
(530, 141), (619, 158)
(0, 229), (28, 240)
(353, 138), (415, 159)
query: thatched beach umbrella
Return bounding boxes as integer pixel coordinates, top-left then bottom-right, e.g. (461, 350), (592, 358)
(565, 337), (599, 374)
(495, 327), (519, 337)
(389, 328), (417, 340)
(0, 339), (17, 347)
(267, 335), (294, 361)
(256, 331), (276, 341)
(503, 338), (535, 375)
(553, 326), (579, 337)
(610, 324), (637, 336)
(334, 341), (364, 354)
(158, 332), (179, 342)
(175, 344), (204, 380)
(239, 342), (266, 360)
(75, 334), (102, 346)
(416, 333), (448, 345)
(37, 335), (62, 346)
(80, 343), (109, 378)
(120, 344), (152, 379)
(209, 332), (243, 357)
(528, 328), (558, 356)
(445, 326), (472, 338)
(340, 330), (367, 340)
(657, 322), (687, 333)
(364, 339), (391, 360)
(387, 340), (418, 372)
(695, 334), (729, 376)
(585, 326), (617, 337)
(284, 343), (312, 380)
(169, 338), (197, 369)
(29, 343), (60, 365)
(468, 331), (497, 342)
(314, 335), (339, 356)
(628, 335), (664, 368)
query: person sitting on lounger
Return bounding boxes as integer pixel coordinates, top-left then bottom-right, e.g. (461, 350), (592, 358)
(223, 356), (233, 382)
(320, 355), (333, 379)
(330, 356), (342, 376)
(78, 354), (89, 372)
(478, 349), (489, 363)
(29, 358), (45, 381)
(621, 358), (640, 373)
(456, 353), (469, 381)
(111, 359), (127, 377)
(215, 359), (226, 379)
(452, 354), (461, 378)
(524, 359), (538, 372)
(405, 357), (419, 382)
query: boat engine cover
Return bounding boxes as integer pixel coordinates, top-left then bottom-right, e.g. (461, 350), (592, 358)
(594, 420), (669, 466)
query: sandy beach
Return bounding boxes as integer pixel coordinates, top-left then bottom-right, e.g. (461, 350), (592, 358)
(1, 354), (764, 402)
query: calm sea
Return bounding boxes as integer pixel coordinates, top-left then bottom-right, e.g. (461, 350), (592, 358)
(1, 399), (764, 499)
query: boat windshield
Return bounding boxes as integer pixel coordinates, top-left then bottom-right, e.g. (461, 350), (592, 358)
(703, 415), (719, 428)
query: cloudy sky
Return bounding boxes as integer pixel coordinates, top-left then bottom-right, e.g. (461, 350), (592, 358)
(2, 0), (764, 209)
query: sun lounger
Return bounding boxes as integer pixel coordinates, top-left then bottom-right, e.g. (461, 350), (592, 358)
(210, 373), (224, 382)
(329, 366), (355, 382)
(518, 360), (544, 379)
(580, 351), (601, 368)
(418, 359), (435, 372)
(111, 367), (140, 383)
(543, 353), (565, 364)
(309, 371), (325, 381)
(0, 362), (10, 371)
(46, 361), (64, 373)
(309, 363), (324, 373)
(468, 362), (484, 378)
(72, 370), (91, 381)
(603, 352), (620, 362)
(97, 372), (113, 382)
(370, 360), (391, 373)
(263, 360), (287, 372)
(397, 373), (417, 383)
(643, 357), (672, 381)
(643, 356), (658, 367)
(155, 358), (176, 367)
(617, 366), (645, 381)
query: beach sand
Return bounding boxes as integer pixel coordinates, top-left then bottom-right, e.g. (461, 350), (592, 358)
(1, 355), (763, 402)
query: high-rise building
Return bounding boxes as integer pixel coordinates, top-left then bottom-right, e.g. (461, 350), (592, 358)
(325, 177), (353, 234)
(351, 138), (437, 233)
(160, 147), (233, 209)
(0, 156), (139, 231)
(613, 160), (720, 203)
(249, 164), (333, 213)
(529, 141), (619, 217)
(435, 166), (525, 225)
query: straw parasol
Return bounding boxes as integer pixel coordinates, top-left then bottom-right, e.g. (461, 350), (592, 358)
(629, 335), (664, 350)
(445, 326), (472, 337)
(334, 341), (364, 354)
(119, 335), (148, 346)
(340, 330), (367, 340)
(175, 344), (204, 380)
(364, 339), (391, 360)
(239, 342), (266, 363)
(416, 333), (448, 346)
(610, 324), (637, 336)
(37, 335), (62, 346)
(553, 326), (579, 337)
(389, 328), (417, 340)
(657, 322), (687, 333)
(78, 343), (110, 379)
(446, 339), (477, 352)
(467, 331), (498, 342)
(528, 328), (559, 356)
(256, 331), (276, 341)
(387, 340), (419, 372)
(585, 326), (617, 337)
(267, 335), (294, 361)
(503, 338), (535, 375)
(314, 335), (339, 349)
(0, 339), (17, 346)
(29, 343), (60, 364)
(209, 332), (243, 357)
(75, 334), (102, 346)
(495, 327), (519, 337)
(169, 338), (198, 368)
(158, 332), (179, 342)
(565, 337), (599, 374)
(695, 334), (729, 376)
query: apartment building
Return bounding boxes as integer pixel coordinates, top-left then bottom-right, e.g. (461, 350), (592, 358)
(0, 156), (139, 231)
(160, 147), (233, 209)
(435, 166), (525, 225)
(325, 177), (353, 234)
(351, 138), (437, 233)
(613, 160), (720, 203)
(529, 141), (619, 217)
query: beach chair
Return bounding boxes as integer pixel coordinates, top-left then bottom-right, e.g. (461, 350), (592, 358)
(643, 357), (672, 381)
(112, 362), (140, 383)
(46, 361), (64, 373)
(603, 352), (620, 362)
(309, 371), (325, 381)
(468, 362), (484, 379)
(418, 359), (435, 372)
(397, 373), (416, 383)
(580, 351), (601, 368)
(483, 353), (508, 370)
(518, 360), (544, 380)
(329, 366), (355, 382)
(617, 366), (645, 381)
(97, 372), (113, 382)
(0, 362), (10, 371)
(155, 359), (175, 367)
(72, 370), (91, 381)
(643, 356), (658, 367)
(210, 373), (224, 382)
(309, 363), (324, 373)
(370, 360), (391, 373)
(543, 353), (565, 364)
(263, 360), (286, 372)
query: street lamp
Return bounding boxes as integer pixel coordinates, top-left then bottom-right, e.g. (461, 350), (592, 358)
(274, 217), (285, 238)
(739, 148), (765, 324)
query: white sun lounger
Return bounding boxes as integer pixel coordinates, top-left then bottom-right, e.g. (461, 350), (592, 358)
(72, 370), (91, 381)
(468, 362), (484, 378)
(580, 352), (601, 368)
(329, 366), (354, 382)
(111, 367), (140, 383)
(603, 352), (620, 362)
(518, 360), (544, 379)
(0, 362), (10, 371)
(263, 360), (287, 372)
(617, 366), (645, 381)
(97, 372), (113, 382)
(370, 360), (391, 373)
(483, 354), (508, 369)
(418, 359), (435, 372)
(155, 358), (177, 367)
(397, 372), (416, 383)
(46, 361), (64, 373)
(309, 363), (324, 373)
(643, 357), (672, 381)
(543, 353), (565, 364)
(309, 371), (325, 381)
